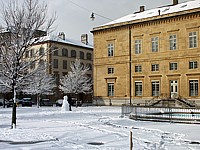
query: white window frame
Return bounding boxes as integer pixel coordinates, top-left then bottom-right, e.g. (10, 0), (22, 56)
(152, 81), (160, 96)
(108, 43), (114, 56)
(135, 65), (142, 72)
(189, 80), (198, 96)
(170, 62), (178, 70)
(151, 37), (159, 52)
(189, 61), (198, 69)
(135, 39), (142, 54)
(152, 64), (159, 72)
(189, 31), (197, 48)
(135, 82), (142, 96)
(108, 83), (114, 96)
(108, 67), (114, 74)
(169, 34), (177, 50)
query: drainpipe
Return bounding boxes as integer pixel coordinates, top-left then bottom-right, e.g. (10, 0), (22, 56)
(129, 26), (132, 105)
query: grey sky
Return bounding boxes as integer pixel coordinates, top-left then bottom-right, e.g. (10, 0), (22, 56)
(46, 0), (191, 44)
(2, 0), (191, 44)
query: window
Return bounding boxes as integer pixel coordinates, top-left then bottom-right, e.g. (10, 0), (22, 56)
(53, 59), (58, 68)
(135, 40), (142, 54)
(80, 51), (84, 59)
(62, 48), (68, 57)
(39, 47), (44, 56)
(189, 32), (197, 48)
(25, 51), (29, 58)
(30, 49), (34, 57)
(71, 50), (76, 58)
(87, 63), (92, 70)
(151, 37), (159, 52)
(108, 67), (114, 74)
(189, 80), (198, 96)
(169, 34), (177, 50)
(189, 61), (198, 69)
(86, 53), (92, 60)
(135, 82), (142, 96)
(108, 43), (114, 56)
(53, 47), (58, 56)
(53, 71), (59, 84)
(108, 83), (114, 96)
(170, 62), (177, 70)
(135, 65), (142, 72)
(152, 81), (160, 96)
(152, 64), (159, 72)
(63, 60), (67, 69)
(62, 72), (68, 76)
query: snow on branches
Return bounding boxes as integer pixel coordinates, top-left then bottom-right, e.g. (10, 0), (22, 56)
(59, 59), (92, 95)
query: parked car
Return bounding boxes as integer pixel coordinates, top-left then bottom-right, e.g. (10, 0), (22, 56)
(20, 98), (33, 107)
(6, 99), (14, 107)
(40, 99), (53, 106)
(55, 99), (63, 107)
(71, 97), (82, 106)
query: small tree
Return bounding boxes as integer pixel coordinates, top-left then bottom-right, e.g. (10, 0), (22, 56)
(59, 59), (92, 105)
(22, 63), (56, 108)
(0, 0), (55, 128)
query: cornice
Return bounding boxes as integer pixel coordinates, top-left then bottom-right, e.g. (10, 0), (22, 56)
(92, 9), (200, 34)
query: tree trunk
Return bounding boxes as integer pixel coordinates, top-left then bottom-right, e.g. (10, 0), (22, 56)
(11, 87), (17, 129)
(3, 93), (5, 108)
(37, 94), (40, 108)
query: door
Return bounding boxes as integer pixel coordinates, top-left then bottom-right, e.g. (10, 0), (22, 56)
(170, 80), (178, 98)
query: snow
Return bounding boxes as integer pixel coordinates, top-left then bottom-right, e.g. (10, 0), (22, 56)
(61, 96), (69, 111)
(100, 0), (200, 27)
(0, 106), (200, 149)
(39, 35), (93, 49)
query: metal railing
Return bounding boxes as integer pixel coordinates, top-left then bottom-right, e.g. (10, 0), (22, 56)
(121, 104), (200, 124)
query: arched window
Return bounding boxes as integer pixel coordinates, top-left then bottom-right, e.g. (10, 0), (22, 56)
(71, 50), (76, 58)
(39, 47), (44, 56)
(62, 48), (68, 57)
(53, 47), (58, 56)
(80, 51), (84, 59)
(86, 53), (92, 60)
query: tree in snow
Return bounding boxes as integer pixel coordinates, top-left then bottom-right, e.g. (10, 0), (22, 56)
(22, 63), (56, 108)
(59, 59), (93, 107)
(0, 0), (55, 128)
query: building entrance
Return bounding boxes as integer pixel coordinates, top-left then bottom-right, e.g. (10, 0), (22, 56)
(170, 80), (178, 98)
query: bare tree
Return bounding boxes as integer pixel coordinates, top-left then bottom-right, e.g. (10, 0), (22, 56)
(22, 63), (56, 108)
(59, 59), (93, 106)
(0, 0), (56, 128)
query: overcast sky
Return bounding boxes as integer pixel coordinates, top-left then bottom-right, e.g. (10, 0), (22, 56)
(2, 0), (192, 44)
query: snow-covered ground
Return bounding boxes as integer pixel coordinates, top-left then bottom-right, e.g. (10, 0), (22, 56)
(0, 106), (200, 150)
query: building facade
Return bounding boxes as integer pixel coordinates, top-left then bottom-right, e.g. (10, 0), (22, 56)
(92, 0), (200, 106)
(31, 33), (93, 101)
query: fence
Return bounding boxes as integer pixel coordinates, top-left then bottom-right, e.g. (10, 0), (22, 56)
(121, 104), (200, 124)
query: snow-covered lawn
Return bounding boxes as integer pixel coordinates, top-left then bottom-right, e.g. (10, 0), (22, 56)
(0, 106), (200, 150)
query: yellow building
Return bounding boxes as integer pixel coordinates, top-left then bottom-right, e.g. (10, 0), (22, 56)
(92, 0), (200, 106)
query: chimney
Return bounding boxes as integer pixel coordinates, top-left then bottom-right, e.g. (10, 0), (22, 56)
(58, 32), (65, 40)
(81, 34), (88, 45)
(140, 6), (145, 12)
(173, 0), (178, 5)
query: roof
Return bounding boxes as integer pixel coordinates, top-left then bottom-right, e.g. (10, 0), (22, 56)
(97, 0), (200, 28)
(38, 35), (93, 49)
